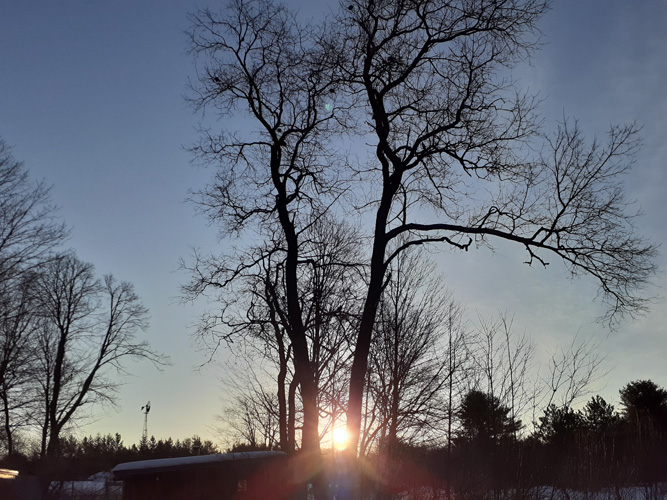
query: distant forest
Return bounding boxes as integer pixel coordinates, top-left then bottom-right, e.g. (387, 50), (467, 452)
(0, 434), (218, 481)
(2, 379), (666, 496)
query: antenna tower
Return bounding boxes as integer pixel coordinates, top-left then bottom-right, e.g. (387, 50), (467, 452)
(141, 401), (151, 442)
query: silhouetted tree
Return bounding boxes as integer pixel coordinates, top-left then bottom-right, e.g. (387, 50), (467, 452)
(223, 381), (281, 450)
(453, 389), (521, 498)
(620, 379), (667, 431)
(0, 138), (67, 287)
(468, 313), (534, 437)
(457, 390), (521, 447)
(540, 335), (607, 411)
(33, 253), (165, 458)
(0, 139), (67, 455)
(584, 395), (620, 432)
(537, 404), (585, 446)
(619, 380), (667, 484)
(187, 1), (346, 476)
(191, 216), (361, 453)
(0, 272), (41, 456)
(339, 0), (654, 458)
(363, 249), (464, 455)
(187, 2), (657, 479)
(578, 396), (623, 490)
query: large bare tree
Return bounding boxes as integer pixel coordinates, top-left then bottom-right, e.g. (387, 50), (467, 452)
(187, 0), (656, 478)
(187, 1), (349, 473)
(33, 252), (165, 458)
(338, 0), (655, 455)
(187, 214), (361, 453)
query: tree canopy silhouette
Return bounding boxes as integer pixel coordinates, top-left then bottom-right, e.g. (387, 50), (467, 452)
(186, 0), (657, 470)
(456, 390), (521, 446)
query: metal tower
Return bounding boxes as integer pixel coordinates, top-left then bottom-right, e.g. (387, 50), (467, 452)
(141, 401), (151, 442)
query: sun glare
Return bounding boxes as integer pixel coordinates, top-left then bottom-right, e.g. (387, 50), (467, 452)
(334, 427), (347, 450)
(333, 427), (348, 450)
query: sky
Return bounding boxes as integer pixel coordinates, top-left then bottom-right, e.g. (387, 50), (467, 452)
(1, 0), (666, 448)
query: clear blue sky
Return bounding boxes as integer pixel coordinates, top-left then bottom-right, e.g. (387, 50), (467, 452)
(1, 0), (665, 447)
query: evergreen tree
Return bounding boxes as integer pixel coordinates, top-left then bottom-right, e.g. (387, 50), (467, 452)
(456, 390), (521, 446)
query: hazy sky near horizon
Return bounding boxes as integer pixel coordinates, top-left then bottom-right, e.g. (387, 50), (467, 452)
(1, 0), (666, 447)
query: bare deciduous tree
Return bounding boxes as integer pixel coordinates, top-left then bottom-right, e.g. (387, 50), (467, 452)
(186, 0), (348, 472)
(221, 373), (282, 450)
(362, 250), (464, 454)
(0, 139), (68, 456)
(33, 252), (165, 458)
(186, 0), (657, 473)
(340, 0), (654, 454)
(469, 313), (535, 434)
(0, 139), (67, 285)
(0, 272), (41, 455)
(540, 334), (607, 410)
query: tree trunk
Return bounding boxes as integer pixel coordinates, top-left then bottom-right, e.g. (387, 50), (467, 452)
(288, 378), (297, 453)
(277, 336), (288, 452)
(346, 159), (399, 454)
(46, 428), (61, 458)
(1, 391), (13, 455)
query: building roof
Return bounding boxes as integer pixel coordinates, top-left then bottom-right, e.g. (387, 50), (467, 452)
(112, 451), (286, 480)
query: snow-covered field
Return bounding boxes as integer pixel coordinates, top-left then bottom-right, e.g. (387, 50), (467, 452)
(392, 485), (667, 500)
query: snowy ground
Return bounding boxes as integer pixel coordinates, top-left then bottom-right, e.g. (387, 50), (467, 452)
(391, 485), (667, 500)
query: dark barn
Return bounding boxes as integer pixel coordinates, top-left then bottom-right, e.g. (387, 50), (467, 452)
(112, 451), (297, 500)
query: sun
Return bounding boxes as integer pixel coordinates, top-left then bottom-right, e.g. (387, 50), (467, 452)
(333, 427), (348, 450)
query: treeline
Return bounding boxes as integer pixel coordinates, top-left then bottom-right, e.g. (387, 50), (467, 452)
(0, 139), (165, 460)
(0, 433), (218, 480)
(361, 379), (667, 498)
